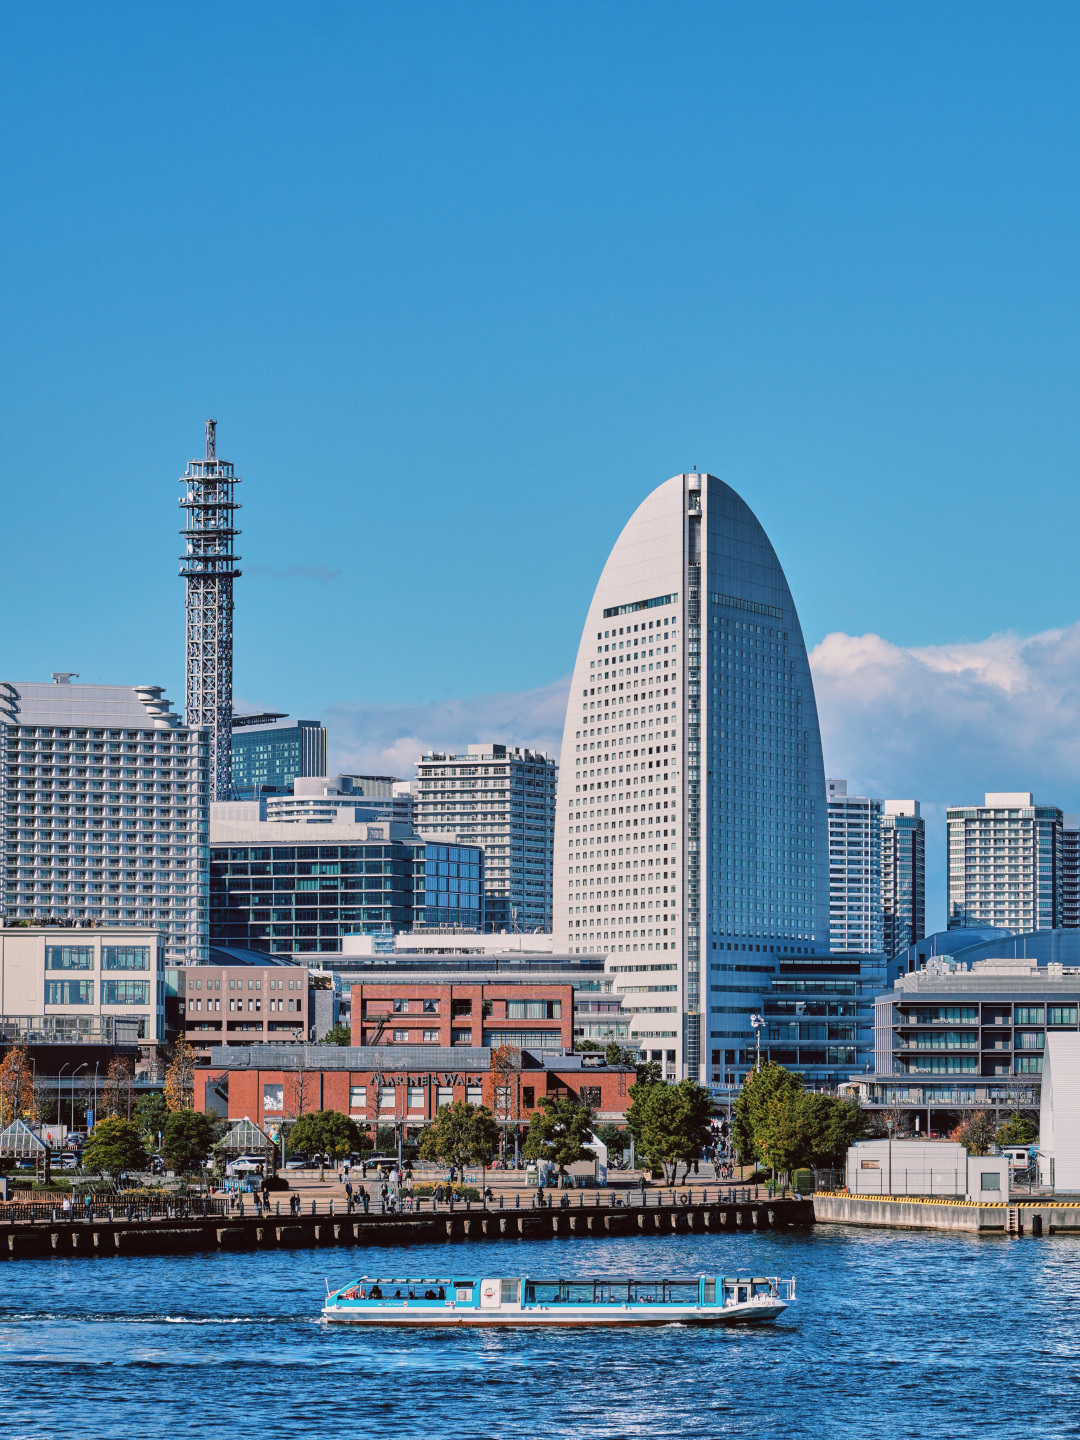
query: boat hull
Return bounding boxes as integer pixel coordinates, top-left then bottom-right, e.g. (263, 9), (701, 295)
(322, 1301), (787, 1327)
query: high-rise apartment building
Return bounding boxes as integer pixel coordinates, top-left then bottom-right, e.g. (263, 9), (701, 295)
(947, 792), (1063, 933)
(554, 471), (829, 1079)
(231, 714), (327, 800)
(1061, 815), (1079, 930)
(881, 799), (925, 958)
(825, 780), (883, 954)
(0, 678), (210, 963)
(414, 744), (557, 932)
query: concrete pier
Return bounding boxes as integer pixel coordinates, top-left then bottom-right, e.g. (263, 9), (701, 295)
(813, 1193), (1080, 1234)
(1, 1196), (811, 1261)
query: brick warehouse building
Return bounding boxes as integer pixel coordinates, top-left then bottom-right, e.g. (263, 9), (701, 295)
(351, 980), (574, 1051)
(193, 1044), (637, 1131)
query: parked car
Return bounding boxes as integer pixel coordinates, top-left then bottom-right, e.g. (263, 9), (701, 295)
(54, 1153), (79, 1171)
(284, 1153), (311, 1170)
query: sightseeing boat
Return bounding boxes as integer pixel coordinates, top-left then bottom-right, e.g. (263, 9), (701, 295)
(322, 1272), (795, 1327)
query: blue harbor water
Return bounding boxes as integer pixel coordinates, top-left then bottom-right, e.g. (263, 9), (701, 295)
(3, 1226), (1080, 1439)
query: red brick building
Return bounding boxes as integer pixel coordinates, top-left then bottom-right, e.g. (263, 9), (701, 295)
(351, 980), (574, 1052)
(194, 1048), (635, 1130)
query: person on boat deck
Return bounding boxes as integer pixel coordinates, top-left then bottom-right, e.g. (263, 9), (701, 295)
(371, 1285), (383, 1299)
(438, 1286), (446, 1300)
(394, 1289), (403, 1299)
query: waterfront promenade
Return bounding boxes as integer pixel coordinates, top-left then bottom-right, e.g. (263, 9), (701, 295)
(0, 1186), (810, 1260)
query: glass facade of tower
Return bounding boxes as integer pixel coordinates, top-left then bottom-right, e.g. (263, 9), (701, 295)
(554, 472), (829, 1080)
(210, 839), (484, 955)
(231, 719), (327, 801)
(881, 802), (926, 959)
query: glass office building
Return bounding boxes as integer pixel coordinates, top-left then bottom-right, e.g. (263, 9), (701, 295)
(554, 471), (829, 1080)
(210, 838), (484, 956)
(231, 715), (327, 800)
(881, 800), (926, 958)
(826, 780), (884, 954)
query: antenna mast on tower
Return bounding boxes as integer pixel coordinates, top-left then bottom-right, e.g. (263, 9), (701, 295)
(179, 419), (242, 800)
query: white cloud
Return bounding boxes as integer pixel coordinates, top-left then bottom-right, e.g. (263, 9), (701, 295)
(809, 624), (1080, 805)
(810, 623), (1080, 930)
(323, 676), (572, 778)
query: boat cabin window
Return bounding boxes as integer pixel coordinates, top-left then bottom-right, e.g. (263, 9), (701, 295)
(453, 1285), (474, 1302)
(703, 1280), (716, 1303)
(500, 1279), (520, 1303)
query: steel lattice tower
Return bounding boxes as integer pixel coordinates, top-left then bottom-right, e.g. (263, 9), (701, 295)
(179, 419), (242, 800)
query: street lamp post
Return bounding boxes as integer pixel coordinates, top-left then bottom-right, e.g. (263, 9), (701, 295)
(57, 1064), (70, 1144)
(750, 1015), (765, 1072)
(72, 1063), (88, 1135)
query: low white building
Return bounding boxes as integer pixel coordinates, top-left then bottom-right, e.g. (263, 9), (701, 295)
(846, 1138), (1008, 1202)
(1039, 1030), (1080, 1190)
(0, 924), (165, 1049)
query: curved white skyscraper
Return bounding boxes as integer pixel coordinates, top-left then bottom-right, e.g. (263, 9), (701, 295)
(554, 472), (829, 1080)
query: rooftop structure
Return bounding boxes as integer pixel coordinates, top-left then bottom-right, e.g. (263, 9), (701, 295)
(180, 420), (242, 802)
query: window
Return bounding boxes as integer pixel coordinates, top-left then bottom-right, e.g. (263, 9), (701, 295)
(263, 1083), (284, 1113)
(1015, 1006), (1045, 1025)
(451, 999), (473, 1017)
(102, 980), (150, 1005)
(507, 1000), (562, 1020)
(522, 1086), (535, 1108)
(1048, 1006), (1078, 1026)
(349, 1085), (367, 1111)
(579, 1087), (601, 1106)
(1015, 1056), (1043, 1073)
(466, 1085), (483, 1105)
(408, 1087), (425, 1111)
(423, 999), (439, 1014)
(45, 978), (93, 1005)
(980, 1172), (1001, 1191)
(379, 1088), (397, 1111)
(451, 1029), (472, 1045)
(422, 1029), (439, 1042)
(392, 1029), (408, 1042)
(102, 946), (150, 971)
(436, 1086), (454, 1110)
(1015, 1031), (1044, 1050)
(45, 946), (94, 971)
(393, 999), (409, 1013)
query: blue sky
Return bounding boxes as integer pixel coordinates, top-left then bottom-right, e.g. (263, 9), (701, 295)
(4, 3), (1080, 925)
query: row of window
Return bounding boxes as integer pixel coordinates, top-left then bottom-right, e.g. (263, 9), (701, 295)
(44, 945), (153, 972)
(45, 979), (150, 1005)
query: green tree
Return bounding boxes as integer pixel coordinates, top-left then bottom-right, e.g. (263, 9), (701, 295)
(83, 1117), (147, 1175)
(418, 1101), (501, 1175)
(995, 1113), (1037, 1148)
(626, 1079), (712, 1183)
(798, 1093), (871, 1170)
(522, 1094), (597, 1181)
(321, 1023), (351, 1046)
(732, 1062), (804, 1165)
(951, 1110), (997, 1155)
(634, 1059), (663, 1087)
(287, 1109), (364, 1162)
(135, 1091), (169, 1145)
(755, 1091), (806, 1177)
(162, 1110), (218, 1173)
(593, 1122), (629, 1162)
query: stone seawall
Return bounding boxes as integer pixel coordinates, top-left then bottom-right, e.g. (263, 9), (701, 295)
(1, 1196), (812, 1260)
(814, 1193), (1080, 1235)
